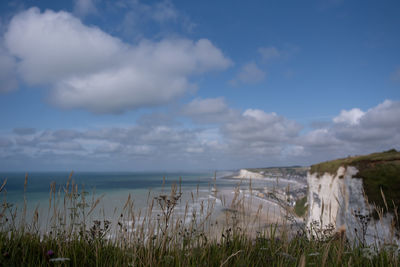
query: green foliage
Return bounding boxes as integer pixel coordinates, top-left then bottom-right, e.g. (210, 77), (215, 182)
(294, 196), (308, 217)
(1, 226), (400, 266)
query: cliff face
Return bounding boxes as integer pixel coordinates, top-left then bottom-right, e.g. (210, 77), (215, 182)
(306, 150), (400, 246)
(306, 167), (370, 242)
(234, 169), (265, 179)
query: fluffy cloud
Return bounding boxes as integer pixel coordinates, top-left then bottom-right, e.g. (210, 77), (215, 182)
(303, 100), (400, 158)
(332, 100), (400, 144)
(5, 8), (124, 84)
(300, 128), (340, 148)
(333, 108), (364, 125)
(230, 62), (265, 85)
(223, 109), (301, 143)
(51, 65), (189, 113)
(360, 100), (400, 128)
(4, 8), (231, 113)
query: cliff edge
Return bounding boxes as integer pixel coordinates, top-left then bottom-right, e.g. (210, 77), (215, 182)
(306, 149), (400, 246)
(234, 169), (265, 179)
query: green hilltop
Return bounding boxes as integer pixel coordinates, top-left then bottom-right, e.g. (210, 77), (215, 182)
(310, 149), (400, 214)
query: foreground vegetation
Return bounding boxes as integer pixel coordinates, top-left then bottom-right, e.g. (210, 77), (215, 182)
(0, 173), (399, 266)
(2, 227), (400, 266)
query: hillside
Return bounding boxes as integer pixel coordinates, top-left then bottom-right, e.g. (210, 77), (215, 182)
(246, 166), (309, 178)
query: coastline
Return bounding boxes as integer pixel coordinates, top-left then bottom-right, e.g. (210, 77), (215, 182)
(1, 170), (307, 239)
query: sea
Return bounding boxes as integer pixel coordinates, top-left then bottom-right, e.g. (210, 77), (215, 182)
(0, 171), (302, 231)
(0, 171), (237, 227)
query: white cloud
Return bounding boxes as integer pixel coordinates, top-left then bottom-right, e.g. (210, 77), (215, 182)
(243, 109), (278, 123)
(1, 100), (399, 170)
(5, 8), (123, 84)
(304, 100), (400, 157)
(230, 62), (265, 85)
(333, 108), (365, 125)
(4, 8), (231, 113)
(223, 109), (301, 143)
(0, 121), (228, 170)
(332, 100), (400, 144)
(300, 128), (340, 148)
(360, 100), (400, 128)
(74, 0), (98, 17)
(51, 65), (189, 113)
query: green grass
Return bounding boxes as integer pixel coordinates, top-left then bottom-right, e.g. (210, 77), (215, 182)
(0, 173), (400, 266)
(1, 229), (400, 266)
(310, 149), (400, 214)
(1, 223), (399, 266)
(309, 149), (400, 176)
(294, 196), (308, 218)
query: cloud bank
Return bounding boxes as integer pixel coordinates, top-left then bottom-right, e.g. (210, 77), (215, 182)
(1, 99), (398, 171)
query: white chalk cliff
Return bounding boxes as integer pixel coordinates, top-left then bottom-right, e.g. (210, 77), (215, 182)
(306, 166), (399, 247)
(234, 169), (265, 179)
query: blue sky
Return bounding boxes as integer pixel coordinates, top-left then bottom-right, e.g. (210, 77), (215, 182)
(0, 0), (399, 171)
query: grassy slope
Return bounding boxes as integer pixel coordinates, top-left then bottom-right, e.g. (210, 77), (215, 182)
(309, 149), (400, 212)
(246, 166), (309, 177)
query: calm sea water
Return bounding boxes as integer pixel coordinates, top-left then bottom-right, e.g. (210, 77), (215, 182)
(0, 171), (237, 224)
(0, 171), (300, 229)
(1, 172), (209, 201)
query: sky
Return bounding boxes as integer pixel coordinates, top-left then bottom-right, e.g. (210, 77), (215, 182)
(0, 0), (399, 171)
